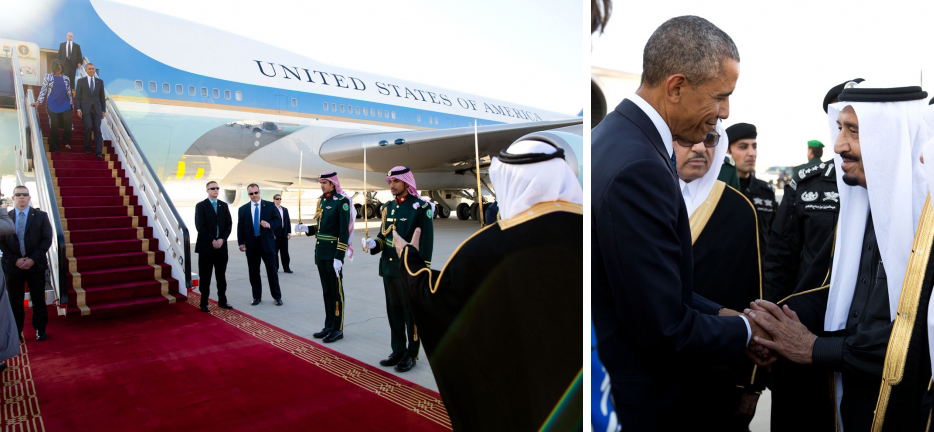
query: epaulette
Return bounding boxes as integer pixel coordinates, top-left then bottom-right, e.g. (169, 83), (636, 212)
(382, 201), (391, 209)
(420, 201), (430, 209)
(724, 155), (735, 166)
(791, 161), (831, 188)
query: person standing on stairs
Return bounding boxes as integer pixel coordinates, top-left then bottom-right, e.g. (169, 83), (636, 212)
(75, 63), (105, 159)
(272, 194), (292, 273)
(0, 186), (53, 341)
(237, 184), (283, 306)
(57, 32), (83, 92)
(31, 59), (73, 152)
(195, 181), (233, 312)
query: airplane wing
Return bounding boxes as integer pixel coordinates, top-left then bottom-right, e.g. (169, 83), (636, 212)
(318, 118), (582, 173)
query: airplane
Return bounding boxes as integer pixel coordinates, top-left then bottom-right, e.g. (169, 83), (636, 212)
(1, 0), (582, 220)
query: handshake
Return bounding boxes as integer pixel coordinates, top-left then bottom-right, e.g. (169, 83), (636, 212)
(722, 299), (818, 367)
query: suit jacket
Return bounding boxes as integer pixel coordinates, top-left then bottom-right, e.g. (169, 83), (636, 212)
(0, 208), (53, 272)
(75, 76), (105, 116)
(237, 200), (280, 254)
(194, 198), (232, 254)
(57, 41), (82, 70)
(591, 99), (748, 429)
(273, 206), (290, 239)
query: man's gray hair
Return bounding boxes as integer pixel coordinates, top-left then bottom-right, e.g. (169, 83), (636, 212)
(641, 16), (739, 88)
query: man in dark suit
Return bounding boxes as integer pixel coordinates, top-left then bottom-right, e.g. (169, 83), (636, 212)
(0, 186), (53, 341)
(75, 63), (105, 158)
(590, 16), (774, 430)
(272, 194), (292, 273)
(57, 32), (83, 91)
(195, 181), (233, 312)
(237, 184), (282, 305)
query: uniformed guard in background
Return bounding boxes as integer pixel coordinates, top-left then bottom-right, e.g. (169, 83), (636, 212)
(362, 166), (433, 372)
(761, 79), (860, 302)
(726, 122), (776, 250)
(795, 139), (826, 173)
(299, 172), (355, 343)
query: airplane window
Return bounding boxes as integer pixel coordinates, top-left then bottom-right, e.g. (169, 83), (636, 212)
(212, 88), (220, 98)
(201, 87), (208, 97)
(340, 104), (344, 113)
(291, 98), (297, 107)
(417, 115), (421, 122)
(162, 82), (170, 93)
(175, 84), (183, 95)
(355, 106), (360, 115)
(332, 103), (337, 112)
(378, 109), (382, 118)
(225, 90), (231, 100)
(235, 91), (242, 101)
(189, 85), (195, 96)
(324, 102), (329, 111)
(370, 108), (375, 116)
(392, 111), (396, 119)
(134, 80), (143, 91)
(148, 81), (157, 92)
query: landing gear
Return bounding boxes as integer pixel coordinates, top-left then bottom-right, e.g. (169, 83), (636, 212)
(367, 203), (380, 219)
(469, 203), (480, 220)
(354, 203), (363, 219)
(436, 206), (450, 219)
(456, 203), (470, 220)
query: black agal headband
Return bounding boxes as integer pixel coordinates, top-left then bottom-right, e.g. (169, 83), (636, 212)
(497, 138), (566, 165)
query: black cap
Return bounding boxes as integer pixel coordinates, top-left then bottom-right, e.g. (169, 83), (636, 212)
(837, 86), (928, 104)
(725, 123), (756, 144)
(823, 78), (865, 113)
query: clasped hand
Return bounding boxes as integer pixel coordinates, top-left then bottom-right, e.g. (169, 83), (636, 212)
(15, 258), (34, 270)
(744, 300), (817, 365)
(719, 307), (777, 367)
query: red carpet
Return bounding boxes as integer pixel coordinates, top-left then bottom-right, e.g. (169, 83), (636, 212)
(30, 84), (183, 317)
(0, 295), (451, 431)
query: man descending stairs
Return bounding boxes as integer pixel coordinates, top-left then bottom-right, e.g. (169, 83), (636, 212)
(32, 86), (184, 316)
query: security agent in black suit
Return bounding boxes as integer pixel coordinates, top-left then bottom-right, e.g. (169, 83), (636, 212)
(195, 181), (233, 312)
(75, 63), (106, 158)
(58, 32), (83, 90)
(0, 187), (53, 341)
(590, 16), (775, 431)
(237, 184), (282, 305)
(272, 194), (292, 273)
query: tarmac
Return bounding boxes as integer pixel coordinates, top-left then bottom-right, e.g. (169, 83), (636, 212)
(180, 201), (481, 393)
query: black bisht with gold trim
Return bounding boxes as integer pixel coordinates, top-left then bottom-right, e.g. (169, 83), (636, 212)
(400, 202), (583, 431)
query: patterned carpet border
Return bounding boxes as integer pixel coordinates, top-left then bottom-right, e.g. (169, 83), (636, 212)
(188, 292), (452, 430)
(1, 341), (44, 431)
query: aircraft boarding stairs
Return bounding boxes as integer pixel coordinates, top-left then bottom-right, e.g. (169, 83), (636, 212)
(9, 51), (192, 317)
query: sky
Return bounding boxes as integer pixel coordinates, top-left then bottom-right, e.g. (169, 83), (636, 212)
(592, 0), (934, 168)
(109, 0), (583, 116)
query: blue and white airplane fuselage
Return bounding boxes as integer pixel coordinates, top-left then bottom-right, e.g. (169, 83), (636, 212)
(2, 0), (581, 203)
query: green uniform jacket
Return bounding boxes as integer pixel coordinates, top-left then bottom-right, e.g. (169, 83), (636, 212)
(308, 193), (351, 264)
(370, 194), (434, 277)
(716, 155), (741, 190)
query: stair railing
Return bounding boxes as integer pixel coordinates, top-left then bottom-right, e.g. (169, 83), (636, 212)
(24, 89), (68, 309)
(76, 63), (192, 291)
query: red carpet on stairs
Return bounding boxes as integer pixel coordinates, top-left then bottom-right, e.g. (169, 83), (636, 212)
(0, 295), (451, 431)
(30, 85), (184, 316)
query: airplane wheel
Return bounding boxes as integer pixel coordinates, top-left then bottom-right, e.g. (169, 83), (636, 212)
(367, 203), (380, 219)
(456, 203), (470, 220)
(469, 203), (479, 220)
(223, 189), (236, 204)
(354, 204), (363, 219)
(438, 206), (450, 219)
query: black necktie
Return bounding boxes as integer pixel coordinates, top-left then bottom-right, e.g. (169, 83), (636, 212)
(90, 78), (94, 93)
(670, 152), (678, 176)
(67, 42), (70, 59)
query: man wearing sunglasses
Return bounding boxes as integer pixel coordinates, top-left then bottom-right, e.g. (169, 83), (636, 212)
(194, 181), (233, 312)
(0, 186), (53, 341)
(237, 184), (283, 306)
(726, 122), (775, 251)
(674, 127), (765, 430)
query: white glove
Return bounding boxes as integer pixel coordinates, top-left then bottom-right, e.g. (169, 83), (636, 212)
(294, 223), (307, 234)
(362, 237), (376, 250)
(333, 259), (342, 275)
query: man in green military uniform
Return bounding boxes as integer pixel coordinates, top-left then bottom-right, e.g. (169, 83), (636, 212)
(362, 166), (433, 372)
(298, 172), (355, 343)
(794, 140), (825, 173)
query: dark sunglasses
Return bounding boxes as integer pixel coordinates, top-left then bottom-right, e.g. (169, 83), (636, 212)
(207, 187), (219, 190)
(274, 198), (281, 201)
(248, 191), (260, 196)
(13, 193), (29, 197)
(675, 131), (720, 148)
